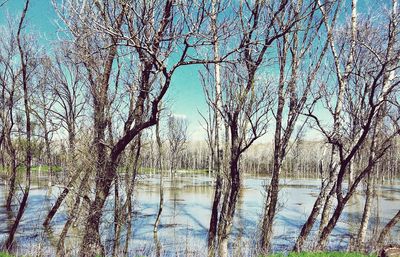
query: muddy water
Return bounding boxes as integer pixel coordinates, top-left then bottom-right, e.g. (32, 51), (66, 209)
(0, 172), (399, 256)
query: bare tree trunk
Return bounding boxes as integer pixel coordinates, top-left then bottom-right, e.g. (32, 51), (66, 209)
(44, 125), (53, 186)
(377, 209), (400, 245)
(357, 172), (374, 248)
(3, 1), (31, 249)
(154, 116), (164, 232)
(293, 163), (337, 252)
(217, 125), (241, 257)
(56, 171), (90, 256)
(261, 34), (287, 251)
(153, 229), (162, 257)
(43, 169), (81, 226)
(4, 85), (17, 211)
(208, 1), (223, 255)
(112, 173), (120, 255)
(5, 150), (17, 210)
(208, 167), (223, 256)
(123, 137), (141, 256)
(318, 184), (336, 237)
(43, 118), (77, 226)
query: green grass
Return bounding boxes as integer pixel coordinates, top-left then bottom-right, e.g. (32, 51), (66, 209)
(0, 252), (15, 257)
(181, 169), (209, 174)
(136, 167), (210, 174)
(30, 165), (62, 173)
(265, 252), (376, 257)
(0, 165), (62, 173)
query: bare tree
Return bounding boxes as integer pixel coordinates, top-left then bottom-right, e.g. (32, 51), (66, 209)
(213, 63), (272, 257)
(3, 0), (34, 250)
(154, 111), (164, 233)
(30, 56), (58, 185)
(167, 114), (188, 174)
(260, 0), (329, 251)
(0, 19), (21, 210)
(52, 1), (230, 255)
(42, 44), (86, 227)
(295, 0), (400, 250)
(206, 1), (226, 255)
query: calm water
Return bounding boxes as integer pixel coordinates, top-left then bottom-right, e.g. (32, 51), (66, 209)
(0, 172), (399, 256)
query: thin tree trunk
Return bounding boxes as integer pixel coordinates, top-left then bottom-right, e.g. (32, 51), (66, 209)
(318, 185), (336, 237)
(123, 137), (141, 256)
(112, 173), (120, 255)
(44, 128), (53, 186)
(357, 172), (374, 248)
(261, 36), (287, 251)
(3, 89), (17, 210)
(5, 153), (17, 210)
(56, 171), (90, 256)
(293, 164), (336, 252)
(43, 169), (81, 226)
(208, 1), (223, 255)
(3, 1), (31, 248)
(154, 117), (164, 232)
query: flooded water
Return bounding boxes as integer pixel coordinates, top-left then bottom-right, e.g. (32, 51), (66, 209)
(0, 172), (399, 256)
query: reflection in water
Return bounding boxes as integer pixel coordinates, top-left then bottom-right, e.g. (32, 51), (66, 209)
(0, 173), (399, 256)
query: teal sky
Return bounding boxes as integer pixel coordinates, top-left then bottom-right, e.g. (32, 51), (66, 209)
(0, 0), (393, 142)
(0, 0), (210, 141)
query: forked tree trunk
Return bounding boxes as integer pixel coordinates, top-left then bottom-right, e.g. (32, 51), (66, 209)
(217, 125), (240, 257)
(79, 158), (115, 256)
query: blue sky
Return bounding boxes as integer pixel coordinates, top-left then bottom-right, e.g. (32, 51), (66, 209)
(1, 0), (392, 142)
(0, 0), (210, 140)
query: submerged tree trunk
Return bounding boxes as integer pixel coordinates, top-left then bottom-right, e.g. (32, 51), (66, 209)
(154, 117), (164, 232)
(208, 165), (223, 256)
(217, 125), (240, 257)
(318, 185), (336, 237)
(79, 155), (114, 257)
(43, 120), (77, 226)
(377, 210), (400, 246)
(43, 169), (81, 226)
(123, 138), (141, 256)
(56, 171), (90, 256)
(293, 163), (337, 252)
(357, 172), (374, 248)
